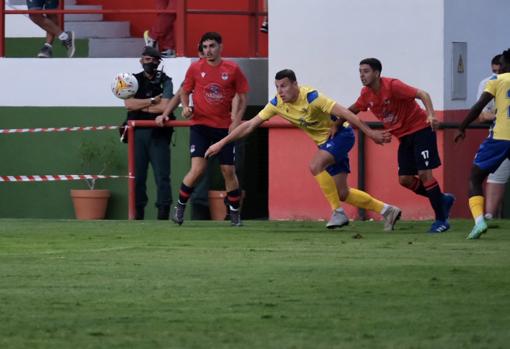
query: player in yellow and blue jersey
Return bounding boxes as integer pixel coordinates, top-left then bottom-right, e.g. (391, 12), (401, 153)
(455, 48), (510, 239)
(205, 69), (402, 230)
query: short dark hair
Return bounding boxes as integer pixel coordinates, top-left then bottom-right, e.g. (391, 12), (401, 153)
(200, 32), (222, 46)
(275, 69), (297, 82)
(501, 49), (510, 65)
(491, 54), (503, 65)
(360, 58), (382, 73)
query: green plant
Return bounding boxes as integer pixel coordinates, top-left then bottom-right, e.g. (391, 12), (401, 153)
(78, 136), (123, 189)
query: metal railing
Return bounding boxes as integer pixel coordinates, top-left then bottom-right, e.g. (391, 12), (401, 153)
(0, 0), (267, 57)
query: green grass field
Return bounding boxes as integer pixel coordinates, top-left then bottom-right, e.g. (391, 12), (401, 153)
(0, 219), (509, 348)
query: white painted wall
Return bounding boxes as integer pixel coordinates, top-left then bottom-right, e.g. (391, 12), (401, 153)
(268, 0), (510, 111)
(0, 57), (267, 106)
(0, 58), (191, 106)
(268, 0), (444, 108)
(444, 0), (510, 109)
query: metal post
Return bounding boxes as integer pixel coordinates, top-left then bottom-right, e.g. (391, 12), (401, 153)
(128, 122), (136, 220)
(58, 0), (64, 33)
(0, 0), (5, 57)
(175, 0), (187, 57)
(357, 129), (367, 220)
(248, 0), (258, 57)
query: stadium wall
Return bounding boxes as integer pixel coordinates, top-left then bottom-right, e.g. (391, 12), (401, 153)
(0, 58), (267, 219)
(266, 0), (510, 220)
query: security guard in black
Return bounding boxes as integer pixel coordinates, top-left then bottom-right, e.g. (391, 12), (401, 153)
(124, 46), (174, 220)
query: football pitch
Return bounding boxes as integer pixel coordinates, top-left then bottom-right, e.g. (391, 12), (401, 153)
(1, 219), (509, 348)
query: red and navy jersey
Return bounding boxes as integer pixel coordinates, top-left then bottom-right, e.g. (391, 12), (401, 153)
(183, 59), (249, 129)
(354, 77), (428, 138)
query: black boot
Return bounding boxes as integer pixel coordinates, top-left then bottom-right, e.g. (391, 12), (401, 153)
(157, 206), (170, 220)
(135, 207), (145, 220)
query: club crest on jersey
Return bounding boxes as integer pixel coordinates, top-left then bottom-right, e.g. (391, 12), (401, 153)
(201, 72), (206, 78)
(221, 72), (229, 80)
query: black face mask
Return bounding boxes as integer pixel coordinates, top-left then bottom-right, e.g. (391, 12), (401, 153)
(142, 62), (159, 75)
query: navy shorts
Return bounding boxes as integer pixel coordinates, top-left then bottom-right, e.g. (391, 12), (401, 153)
(398, 126), (441, 176)
(26, 0), (59, 9)
(190, 125), (235, 165)
(474, 137), (510, 172)
(318, 126), (355, 176)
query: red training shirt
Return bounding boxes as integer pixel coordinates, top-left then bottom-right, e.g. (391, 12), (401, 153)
(182, 59), (249, 129)
(354, 77), (429, 138)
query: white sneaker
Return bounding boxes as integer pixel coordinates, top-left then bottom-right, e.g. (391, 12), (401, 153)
(326, 209), (349, 229)
(382, 205), (401, 231)
(143, 30), (156, 47)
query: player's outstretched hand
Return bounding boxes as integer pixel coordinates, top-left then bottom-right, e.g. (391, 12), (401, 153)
(454, 130), (465, 143)
(205, 142), (222, 158)
(155, 114), (169, 127)
(181, 106), (193, 119)
(371, 130), (392, 145)
(427, 115), (439, 131)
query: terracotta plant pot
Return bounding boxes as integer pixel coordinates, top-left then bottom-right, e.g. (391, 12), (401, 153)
(70, 189), (111, 220)
(208, 190), (227, 220)
(208, 190), (245, 221)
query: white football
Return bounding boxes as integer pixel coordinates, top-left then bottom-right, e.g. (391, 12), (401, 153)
(111, 73), (138, 99)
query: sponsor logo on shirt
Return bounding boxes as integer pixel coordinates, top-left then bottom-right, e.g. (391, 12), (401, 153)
(204, 83), (224, 105)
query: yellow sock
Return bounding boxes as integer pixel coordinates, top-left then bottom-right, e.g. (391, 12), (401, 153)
(314, 172), (341, 210)
(468, 195), (485, 221)
(344, 188), (385, 213)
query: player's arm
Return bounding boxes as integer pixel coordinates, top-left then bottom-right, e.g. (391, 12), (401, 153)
(416, 89), (438, 130)
(348, 103), (360, 114)
(124, 96), (160, 112)
(180, 89), (193, 119)
(230, 93), (247, 133)
(205, 115), (265, 158)
(454, 92), (494, 143)
(330, 103), (391, 145)
(155, 87), (182, 126)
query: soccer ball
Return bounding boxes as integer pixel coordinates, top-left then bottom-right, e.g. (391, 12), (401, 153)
(111, 73), (138, 99)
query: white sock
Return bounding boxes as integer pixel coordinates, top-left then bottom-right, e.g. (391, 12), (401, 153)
(475, 215), (485, 225)
(334, 207), (345, 213)
(380, 204), (389, 215)
(44, 43), (52, 48)
(58, 32), (69, 41)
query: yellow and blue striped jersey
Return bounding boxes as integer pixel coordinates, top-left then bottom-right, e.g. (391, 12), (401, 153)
(258, 86), (339, 145)
(484, 72), (510, 140)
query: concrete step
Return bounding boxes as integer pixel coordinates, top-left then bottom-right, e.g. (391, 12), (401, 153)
(65, 5), (103, 22)
(7, 0), (76, 5)
(88, 38), (145, 58)
(65, 21), (130, 39)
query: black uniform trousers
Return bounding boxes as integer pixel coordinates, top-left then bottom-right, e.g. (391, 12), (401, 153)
(134, 128), (172, 216)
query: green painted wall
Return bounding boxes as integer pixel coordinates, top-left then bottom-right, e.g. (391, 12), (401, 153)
(0, 106), (268, 220)
(0, 107), (189, 219)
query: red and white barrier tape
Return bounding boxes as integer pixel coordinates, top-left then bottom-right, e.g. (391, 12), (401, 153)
(0, 125), (120, 134)
(0, 175), (132, 182)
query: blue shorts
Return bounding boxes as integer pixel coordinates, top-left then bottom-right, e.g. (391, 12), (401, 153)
(474, 137), (510, 172)
(318, 126), (355, 176)
(26, 0), (59, 9)
(189, 125), (235, 165)
(397, 126), (441, 175)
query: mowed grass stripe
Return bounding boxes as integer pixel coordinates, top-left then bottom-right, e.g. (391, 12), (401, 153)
(0, 219), (509, 348)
